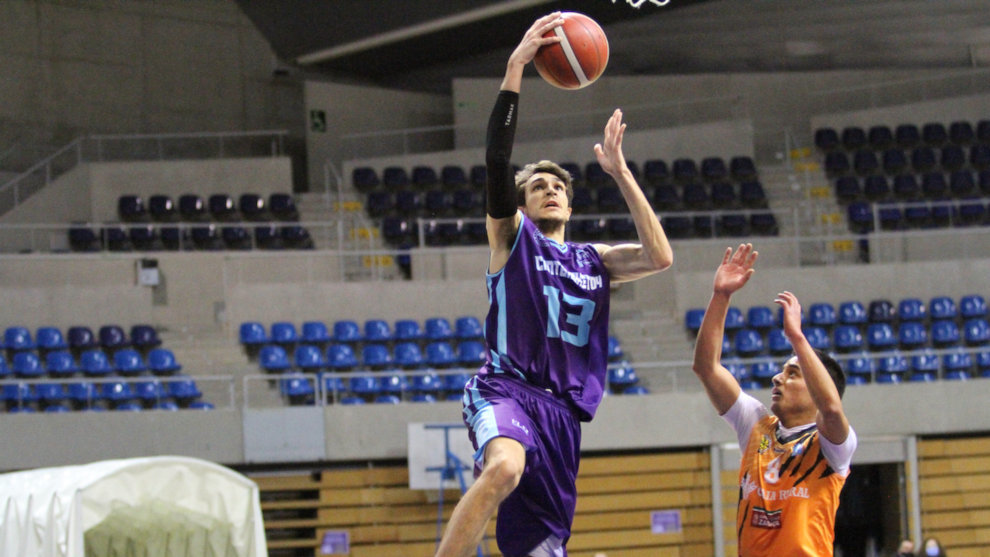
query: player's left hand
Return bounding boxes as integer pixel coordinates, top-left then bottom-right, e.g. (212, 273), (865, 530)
(774, 291), (803, 339)
(594, 109), (628, 177)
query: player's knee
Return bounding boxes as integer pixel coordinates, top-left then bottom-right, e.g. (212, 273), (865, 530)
(481, 450), (524, 495)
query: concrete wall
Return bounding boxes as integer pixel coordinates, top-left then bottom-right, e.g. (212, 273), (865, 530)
(810, 93), (990, 132)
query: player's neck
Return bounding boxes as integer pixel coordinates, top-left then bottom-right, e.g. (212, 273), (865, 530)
(776, 408), (817, 430)
(534, 218), (567, 243)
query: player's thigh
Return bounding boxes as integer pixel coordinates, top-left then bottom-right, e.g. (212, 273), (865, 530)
(483, 436), (527, 477)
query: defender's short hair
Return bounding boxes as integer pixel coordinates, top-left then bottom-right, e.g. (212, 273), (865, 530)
(514, 160), (574, 206)
(814, 349), (846, 399)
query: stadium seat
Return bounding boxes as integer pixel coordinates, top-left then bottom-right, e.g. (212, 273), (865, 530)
(373, 394), (401, 404)
(585, 162), (611, 187)
(424, 189), (452, 216)
(643, 159), (670, 185)
(130, 324), (162, 349)
(166, 375), (203, 405)
(876, 351), (908, 375)
(920, 172), (948, 199)
(684, 308), (705, 334)
(767, 328), (791, 356)
(940, 144), (966, 172)
(866, 323), (896, 351)
(838, 301), (867, 326)
(824, 151), (850, 178)
(845, 352), (875, 378)
(559, 161), (583, 184)
(841, 126), (867, 151)
(12, 351), (45, 378)
(977, 350), (990, 376)
(877, 202), (903, 230)
(880, 149), (908, 176)
(332, 320), (362, 343)
(734, 329), (764, 358)
(411, 165), (438, 189)
(352, 166), (381, 192)
(113, 348), (147, 375)
(746, 306), (775, 330)
(921, 122), (948, 146)
(834, 176), (861, 204)
(297, 321), (330, 345)
(67, 326), (97, 352)
(411, 372), (443, 393)
(269, 193), (299, 221)
(910, 349), (940, 375)
(750, 359), (779, 380)
(808, 303), (838, 329)
(68, 225), (100, 252)
(239, 193), (268, 221)
(960, 294), (988, 319)
(455, 316), (483, 340)
(963, 318), (990, 346)
(929, 296), (957, 321)
(749, 212), (778, 236)
(239, 322), (269, 345)
(444, 372), (471, 395)
(36, 383), (68, 405)
(258, 344), (291, 372)
(892, 174), (920, 199)
(393, 342), (425, 369)
(451, 188), (480, 215)
(102, 381), (136, 406)
(852, 149), (879, 176)
(361, 344), (392, 369)
(393, 319), (423, 342)
(45, 350), (79, 377)
(897, 322), (928, 350)
(948, 170), (975, 198)
(846, 202), (874, 233)
(34, 326), (67, 351)
(280, 225), (313, 249)
(147, 348), (182, 375)
(254, 224), (282, 250)
(814, 127), (840, 152)
(378, 373), (409, 395)
(724, 307), (745, 331)
(148, 195), (178, 222)
(931, 320), (961, 347)
(710, 182), (737, 209)
(208, 193), (238, 221)
(942, 348), (972, 376)
(132, 379), (168, 405)
(894, 124), (921, 149)
(270, 322), (299, 345)
(440, 165), (468, 188)
(294, 344), (326, 372)
(469, 165), (487, 188)
(700, 157), (728, 182)
(739, 181), (767, 208)
(596, 185), (624, 213)
(607, 336), (624, 361)
(949, 120), (975, 145)
(190, 224), (222, 250)
(911, 147), (937, 173)
(607, 363), (639, 391)
(98, 325), (129, 350)
(424, 317), (453, 341)
(971, 144), (990, 171)
(118, 195), (147, 222)
(867, 300), (896, 323)
(803, 327), (831, 350)
(363, 319), (393, 343)
(4, 326), (35, 351)
(897, 298), (926, 322)
(457, 340), (486, 366)
(833, 325), (863, 352)
(280, 372), (315, 404)
(671, 158), (699, 183)
(80, 349), (114, 377)
(425, 341), (457, 368)
(863, 174), (891, 201)
(867, 125), (894, 150)
(178, 194), (207, 221)
(326, 344), (359, 371)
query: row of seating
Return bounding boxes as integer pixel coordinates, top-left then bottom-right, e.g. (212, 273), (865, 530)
(118, 192), (299, 223)
(68, 222), (314, 252)
(3, 324), (161, 353)
(846, 198), (990, 232)
(685, 295), (989, 333)
(257, 341), (486, 373)
(352, 156), (759, 193)
(814, 120), (990, 153)
(0, 375), (209, 413)
(834, 169), (990, 205)
(239, 316), (484, 347)
(823, 143), (990, 179)
(0, 347), (182, 379)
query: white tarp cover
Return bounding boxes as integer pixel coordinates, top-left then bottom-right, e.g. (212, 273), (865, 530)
(0, 456), (268, 557)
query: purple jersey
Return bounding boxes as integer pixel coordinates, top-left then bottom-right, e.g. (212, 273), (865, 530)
(481, 214), (611, 421)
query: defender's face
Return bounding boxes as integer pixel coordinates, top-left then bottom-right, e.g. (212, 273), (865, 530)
(521, 172), (572, 222)
(770, 356), (814, 418)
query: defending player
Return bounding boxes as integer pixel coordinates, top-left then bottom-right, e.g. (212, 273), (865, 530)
(692, 243), (858, 556)
(434, 12), (674, 557)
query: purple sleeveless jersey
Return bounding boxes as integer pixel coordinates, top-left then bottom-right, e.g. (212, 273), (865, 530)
(480, 215), (610, 421)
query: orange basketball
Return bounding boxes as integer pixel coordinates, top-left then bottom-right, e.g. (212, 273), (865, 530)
(533, 12), (609, 90)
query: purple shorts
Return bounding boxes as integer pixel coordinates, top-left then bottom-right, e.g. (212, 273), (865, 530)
(462, 373), (581, 556)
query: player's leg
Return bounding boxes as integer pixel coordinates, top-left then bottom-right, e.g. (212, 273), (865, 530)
(435, 436), (526, 557)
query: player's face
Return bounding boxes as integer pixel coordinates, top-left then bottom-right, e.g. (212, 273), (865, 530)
(522, 172), (572, 223)
(769, 356), (815, 420)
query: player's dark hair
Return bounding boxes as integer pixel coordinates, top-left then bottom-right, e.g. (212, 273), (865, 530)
(515, 160), (574, 206)
(813, 349), (846, 399)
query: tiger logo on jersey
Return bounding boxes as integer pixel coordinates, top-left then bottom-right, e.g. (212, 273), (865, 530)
(757, 434), (771, 454)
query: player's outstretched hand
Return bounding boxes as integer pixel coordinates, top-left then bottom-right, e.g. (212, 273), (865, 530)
(774, 290), (803, 340)
(508, 12), (564, 67)
(713, 243), (757, 296)
(594, 109), (628, 177)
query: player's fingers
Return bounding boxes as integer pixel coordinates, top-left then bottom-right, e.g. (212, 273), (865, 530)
(721, 246), (733, 265)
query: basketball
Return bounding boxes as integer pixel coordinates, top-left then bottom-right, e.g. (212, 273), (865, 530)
(534, 12), (609, 90)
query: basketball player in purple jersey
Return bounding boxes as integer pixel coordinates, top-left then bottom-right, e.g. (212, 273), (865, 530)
(435, 13), (674, 557)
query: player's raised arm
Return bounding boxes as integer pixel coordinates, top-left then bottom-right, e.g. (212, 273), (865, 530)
(775, 291), (851, 444)
(486, 13), (563, 272)
(692, 244), (758, 414)
(593, 109), (673, 283)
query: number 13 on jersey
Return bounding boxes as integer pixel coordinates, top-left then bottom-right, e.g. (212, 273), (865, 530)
(543, 285), (595, 347)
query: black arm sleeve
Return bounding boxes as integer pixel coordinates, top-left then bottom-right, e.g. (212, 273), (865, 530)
(485, 90), (519, 219)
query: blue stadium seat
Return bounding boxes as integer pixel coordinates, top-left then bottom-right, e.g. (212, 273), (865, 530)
(66, 381), (100, 408)
(863, 174), (891, 201)
(929, 296), (957, 321)
(894, 124), (921, 149)
(897, 298), (926, 322)
(607, 363), (639, 391)
(892, 174), (920, 200)
(378, 372), (409, 395)
(824, 151), (850, 178)
(739, 181), (767, 208)
(352, 166), (381, 192)
(130, 325), (162, 349)
(833, 326), (863, 353)
(301, 321), (332, 344)
(808, 303), (838, 329)
(363, 319), (393, 344)
(868, 300), (896, 323)
(102, 381), (136, 406)
(393, 342), (425, 369)
(132, 379), (167, 405)
(254, 224), (282, 250)
(440, 165), (468, 188)
(710, 182), (737, 209)
(451, 188), (480, 215)
(852, 149), (879, 176)
(606, 336), (624, 362)
(45, 350), (79, 377)
(444, 372), (471, 396)
(80, 349), (114, 377)
(258, 344), (291, 372)
(239, 322), (269, 345)
(68, 225), (100, 252)
(453, 316), (483, 340)
(410, 393), (437, 403)
(841, 126), (867, 151)
(457, 340), (486, 366)
(208, 193), (238, 221)
(960, 294), (988, 319)
(166, 375), (203, 405)
(942, 348), (972, 376)
(948, 170), (975, 198)
(239, 193), (268, 221)
(867, 125), (894, 150)
(834, 176), (861, 204)
(846, 202), (874, 233)
(963, 318), (990, 346)
(685, 308), (705, 334)
(584, 162), (611, 187)
(911, 146), (937, 173)
(643, 159), (670, 185)
(118, 195), (147, 222)
(814, 127), (840, 151)
(922, 122), (948, 146)
(838, 301), (867, 326)
(931, 320), (961, 347)
(147, 348), (182, 375)
(921, 172), (948, 199)
(897, 322), (927, 350)
(270, 322), (299, 345)
(880, 149), (908, 176)
(148, 195), (178, 222)
(362, 344), (392, 369)
(424, 189), (452, 216)
(877, 201), (904, 230)
(767, 328), (791, 356)
(393, 319), (423, 342)
(875, 372), (902, 384)
(280, 372), (315, 404)
(129, 224), (157, 250)
(113, 348), (147, 375)
(596, 185), (624, 213)
(940, 144), (966, 172)
(294, 344), (326, 372)
(332, 320), (362, 344)
(724, 307), (745, 331)
(4, 326), (35, 351)
(746, 306), (775, 330)
(37, 383), (68, 405)
(749, 212), (779, 236)
(67, 326), (97, 351)
(701, 157), (728, 182)
(326, 344), (359, 371)
(734, 329), (764, 358)
(953, 198), (987, 226)
(12, 351), (45, 378)
(803, 327), (831, 350)
(750, 359), (779, 380)
(976, 350), (990, 376)
(845, 352), (875, 378)
(469, 165), (487, 188)
(269, 193), (299, 221)
(949, 121), (974, 145)
(425, 341), (457, 368)
(178, 194), (207, 221)
(411, 371), (443, 393)
(411, 165), (438, 189)
(910, 349), (939, 375)
(866, 323), (896, 351)
(35, 326), (67, 351)
(671, 158), (699, 183)
(424, 317), (453, 341)
(876, 351), (908, 375)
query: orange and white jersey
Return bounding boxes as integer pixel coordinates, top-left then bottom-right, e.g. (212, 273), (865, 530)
(723, 393), (856, 557)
